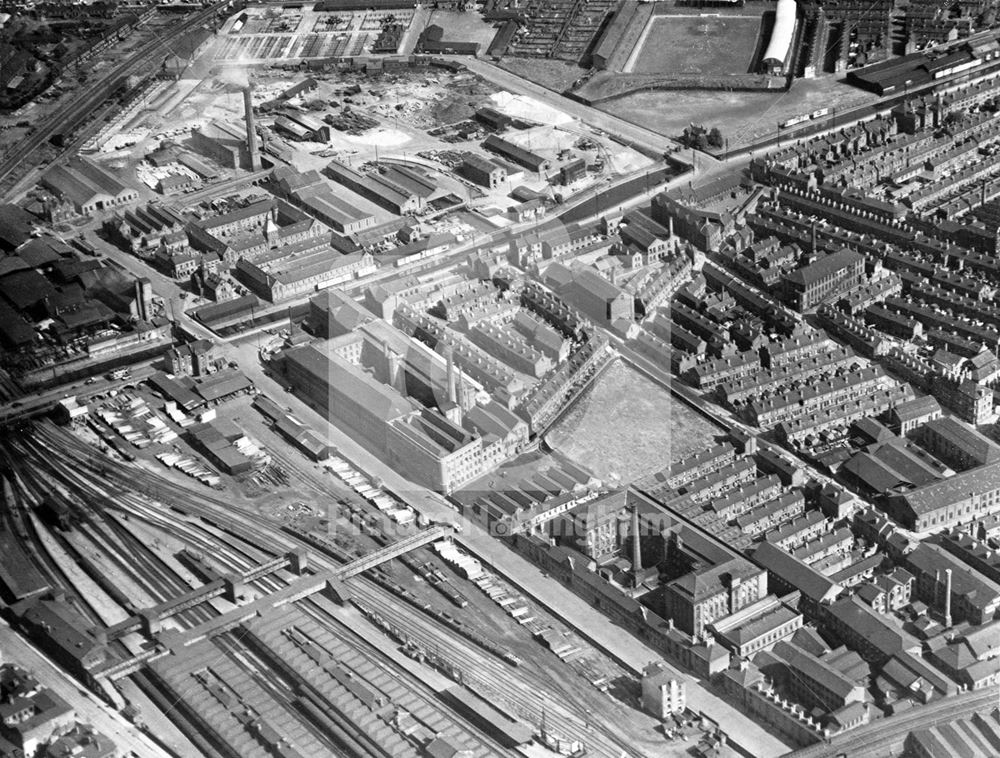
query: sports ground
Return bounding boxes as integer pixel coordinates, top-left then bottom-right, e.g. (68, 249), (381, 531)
(626, 14), (764, 75)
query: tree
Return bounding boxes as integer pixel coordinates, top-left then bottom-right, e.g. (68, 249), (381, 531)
(707, 127), (723, 148)
(944, 109), (966, 126)
(695, 133), (710, 151)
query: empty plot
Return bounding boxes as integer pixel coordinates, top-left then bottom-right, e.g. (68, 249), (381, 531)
(629, 14), (763, 75)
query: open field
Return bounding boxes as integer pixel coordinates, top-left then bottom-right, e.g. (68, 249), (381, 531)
(599, 76), (879, 146)
(547, 359), (719, 483)
(628, 14), (763, 75)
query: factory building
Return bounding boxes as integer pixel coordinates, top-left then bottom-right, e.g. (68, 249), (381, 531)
(272, 167), (375, 235)
(461, 154), (508, 189)
(781, 249), (866, 312)
(274, 110), (330, 142)
(235, 247), (376, 302)
(41, 158), (138, 216)
(545, 263), (634, 331)
(325, 160), (424, 215)
(482, 134), (550, 175)
(281, 342), (526, 492)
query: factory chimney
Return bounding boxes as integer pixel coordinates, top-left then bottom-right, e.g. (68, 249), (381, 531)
(446, 346), (457, 405)
(631, 505), (642, 587)
(243, 86), (261, 171)
(944, 568), (952, 627)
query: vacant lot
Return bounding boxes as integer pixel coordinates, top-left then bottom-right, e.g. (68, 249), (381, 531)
(629, 14), (763, 75)
(547, 360), (719, 483)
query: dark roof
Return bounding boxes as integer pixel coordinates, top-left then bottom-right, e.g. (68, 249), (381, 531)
(195, 370), (252, 402)
(784, 249), (863, 287)
(753, 540), (842, 602)
(0, 205), (36, 251)
(0, 300), (34, 347)
(827, 596), (920, 658)
(16, 237), (67, 267)
(148, 371), (202, 410)
(482, 134), (548, 171)
(922, 416), (1000, 465)
(194, 294), (260, 325)
(0, 269), (55, 310)
(842, 452), (908, 493)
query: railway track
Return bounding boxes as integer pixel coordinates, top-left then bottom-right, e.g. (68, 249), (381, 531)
(0, 1), (235, 198)
(24, 420), (652, 756)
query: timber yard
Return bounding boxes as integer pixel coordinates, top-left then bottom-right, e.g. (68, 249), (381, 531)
(3, 0), (1000, 757)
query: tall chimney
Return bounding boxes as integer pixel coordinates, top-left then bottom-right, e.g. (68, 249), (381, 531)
(944, 568), (952, 627)
(243, 86), (261, 171)
(632, 505), (642, 586)
(134, 279), (144, 321)
(446, 346), (457, 405)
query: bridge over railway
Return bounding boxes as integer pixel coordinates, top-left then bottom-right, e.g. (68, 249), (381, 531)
(99, 525), (455, 678)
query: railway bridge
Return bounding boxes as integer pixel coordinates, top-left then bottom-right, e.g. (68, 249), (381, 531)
(99, 525), (456, 677)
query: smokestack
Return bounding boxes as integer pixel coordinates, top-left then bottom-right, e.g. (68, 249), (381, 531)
(632, 505), (642, 586)
(446, 346), (457, 405)
(134, 279), (144, 321)
(243, 86), (261, 171)
(944, 569), (952, 627)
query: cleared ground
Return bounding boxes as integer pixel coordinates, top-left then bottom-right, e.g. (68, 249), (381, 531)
(547, 359), (718, 483)
(426, 10), (501, 51)
(629, 15), (763, 75)
(498, 56), (585, 93)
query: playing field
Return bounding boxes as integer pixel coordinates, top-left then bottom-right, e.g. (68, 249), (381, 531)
(628, 14), (763, 75)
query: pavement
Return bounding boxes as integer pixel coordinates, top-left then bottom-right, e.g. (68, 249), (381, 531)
(0, 620), (173, 758)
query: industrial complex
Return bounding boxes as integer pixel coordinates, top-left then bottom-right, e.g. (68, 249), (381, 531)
(2, 0), (1000, 757)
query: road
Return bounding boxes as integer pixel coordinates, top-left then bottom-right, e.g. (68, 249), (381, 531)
(0, 620), (173, 758)
(0, 365), (157, 424)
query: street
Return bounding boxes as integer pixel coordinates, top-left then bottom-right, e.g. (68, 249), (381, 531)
(0, 620), (173, 758)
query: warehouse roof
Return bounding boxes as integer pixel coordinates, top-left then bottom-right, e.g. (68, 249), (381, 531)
(754, 540), (842, 603)
(891, 461), (1000, 515)
(482, 134), (548, 171)
(195, 370), (252, 402)
(922, 416), (1000, 465)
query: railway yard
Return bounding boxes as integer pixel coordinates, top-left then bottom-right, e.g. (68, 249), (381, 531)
(0, 418), (689, 758)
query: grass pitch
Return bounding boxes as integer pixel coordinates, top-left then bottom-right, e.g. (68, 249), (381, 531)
(630, 14), (763, 76)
